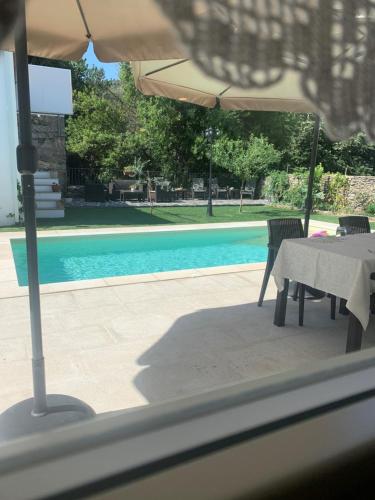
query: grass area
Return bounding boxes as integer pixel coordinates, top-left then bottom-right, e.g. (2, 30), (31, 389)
(0, 205), (345, 232)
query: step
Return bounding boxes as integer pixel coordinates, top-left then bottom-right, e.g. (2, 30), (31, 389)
(35, 185), (55, 193)
(36, 200), (59, 209)
(35, 192), (61, 201)
(34, 170), (59, 179)
(36, 208), (65, 219)
(34, 177), (59, 186)
(34, 171), (51, 179)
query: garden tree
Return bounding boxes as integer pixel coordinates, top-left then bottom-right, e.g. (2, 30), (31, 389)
(239, 111), (304, 150)
(332, 133), (375, 175)
(212, 134), (281, 187)
(118, 63), (245, 181)
(285, 115), (336, 172)
(285, 114), (375, 175)
(65, 90), (130, 180)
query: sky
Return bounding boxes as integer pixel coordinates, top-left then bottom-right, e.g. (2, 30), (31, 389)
(83, 43), (119, 80)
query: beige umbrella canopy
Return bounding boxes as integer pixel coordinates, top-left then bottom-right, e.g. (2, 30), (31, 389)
(0, 0), (189, 439)
(132, 59), (314, 113)
(1, 0), (185, 61)
(132, 57), (320, 237)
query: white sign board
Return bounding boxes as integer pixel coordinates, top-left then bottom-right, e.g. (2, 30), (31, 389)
(28, 64), (73, 115)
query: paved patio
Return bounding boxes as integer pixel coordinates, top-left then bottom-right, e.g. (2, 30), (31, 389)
(1, 264), (375, 415)
(67, 198), (268, 208)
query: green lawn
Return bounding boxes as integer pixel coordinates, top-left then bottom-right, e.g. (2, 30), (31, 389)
(0, 205), (345, 232)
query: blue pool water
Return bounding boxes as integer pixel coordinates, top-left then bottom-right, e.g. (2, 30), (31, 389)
(11, 227), (268, 286)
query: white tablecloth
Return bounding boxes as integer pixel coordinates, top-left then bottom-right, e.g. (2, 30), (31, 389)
(272, 233), (375, 330)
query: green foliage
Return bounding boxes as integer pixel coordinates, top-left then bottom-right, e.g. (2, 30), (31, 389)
(272, 165), (324, 209)
(65, 90), (130, 181)
(285, 116), (375, 175)
(123, 157), (150, 178)
(36, 57), (375, 186)
(212, 134), (280, 185)
(366, 202), (375, 215)
(322, 172), (349, 212)
(263, 171), (289, 202)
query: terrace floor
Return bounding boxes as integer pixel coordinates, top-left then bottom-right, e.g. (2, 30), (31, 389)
(2, 266), (375, 415)
(1, 221), (375, 415)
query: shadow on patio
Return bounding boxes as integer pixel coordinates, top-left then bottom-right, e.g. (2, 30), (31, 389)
(133, 297), (375, 404)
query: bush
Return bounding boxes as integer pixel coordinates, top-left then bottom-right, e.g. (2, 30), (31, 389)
(366, 202), (375, 215)
(283, 164), (324, 210)
(323, 172), (349, 212)
(263, 171), (289, 202)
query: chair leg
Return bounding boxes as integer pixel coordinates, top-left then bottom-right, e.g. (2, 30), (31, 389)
(293, 283), (299, 301)
(339, 298), (350, 316)
(274, 279), (290, 327)
(330, 294), (336, 320)
(371, 294), (375, 314)
(298, 284), (305, 326)
(258, 249), (274, 307)
(346, 313), (363, 353)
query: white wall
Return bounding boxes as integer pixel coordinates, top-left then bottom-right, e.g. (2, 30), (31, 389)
(0, 51), (19, 226)
(29, 64), (73, 115)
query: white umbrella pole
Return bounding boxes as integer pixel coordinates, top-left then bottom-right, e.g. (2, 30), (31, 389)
(15, 0), (47, 417)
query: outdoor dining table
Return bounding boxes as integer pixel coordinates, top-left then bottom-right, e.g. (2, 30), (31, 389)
(271, 233), (375, 353)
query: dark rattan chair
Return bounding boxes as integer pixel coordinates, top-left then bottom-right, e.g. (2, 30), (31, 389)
(258, 217), (336, 325)
(338, 216), (370, 235)
(258, 218), (304, 307)
(338, 216), (371, 315)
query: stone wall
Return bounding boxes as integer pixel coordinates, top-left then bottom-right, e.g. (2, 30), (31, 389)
(31, 114), (66, 186)
(346, 176), (375, 209)
(272, 173), (375, 211)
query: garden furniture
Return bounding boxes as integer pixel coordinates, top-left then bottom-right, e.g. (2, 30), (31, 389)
(240, 180), (256, 211)
(272, 233), (375, 353)
(338, 216), (371, 235)
(113, 179), (145, 202)
(258, 218), (304, 307)
(258, 218), (336, 323)
(211, 178), (229, 199)
(338, 216), (372, 314)
(191, 178), (206, 200)
(240, 180), (256, 199)
(84, 184), (107, 203)
(148, 181), (173, 202)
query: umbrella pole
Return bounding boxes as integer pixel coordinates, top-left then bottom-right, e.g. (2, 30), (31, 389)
(207, 138), (213, 216)
(303, 114), (321, 237)
(15, 0), (47, 416)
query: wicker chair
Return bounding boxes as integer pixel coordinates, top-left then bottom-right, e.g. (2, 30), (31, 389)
(258, 218), (303, 307)
(338, 216), (372, 315)
(258, 218), (336, 325)
(338, 216), (370, 234)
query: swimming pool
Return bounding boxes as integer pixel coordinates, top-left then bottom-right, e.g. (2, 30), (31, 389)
(11, 227), (268, 286)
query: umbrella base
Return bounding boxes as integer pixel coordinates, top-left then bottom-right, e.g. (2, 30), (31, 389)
(0, 394), (95, 442)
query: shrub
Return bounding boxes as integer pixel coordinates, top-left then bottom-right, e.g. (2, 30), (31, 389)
(366, 202), (375, 215)
(283, 164), (324, 210)
(323, 172), (349, 212)
(263, 171), (289, 202)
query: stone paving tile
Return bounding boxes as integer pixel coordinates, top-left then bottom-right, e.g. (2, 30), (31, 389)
(0, 266), (373, 416)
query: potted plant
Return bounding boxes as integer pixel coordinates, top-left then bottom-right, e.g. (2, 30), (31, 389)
(123, 157), (150, 179)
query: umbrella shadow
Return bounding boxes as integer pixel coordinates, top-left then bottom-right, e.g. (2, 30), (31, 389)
(132, 297), (349, 404)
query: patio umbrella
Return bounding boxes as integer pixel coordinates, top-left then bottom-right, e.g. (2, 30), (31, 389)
(0, 0), (189, 440)
(1, 0), (322, 438)
(132, 58), (320, 235)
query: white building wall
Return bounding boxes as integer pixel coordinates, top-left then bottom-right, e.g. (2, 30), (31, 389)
(0, 51), (19, 226)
